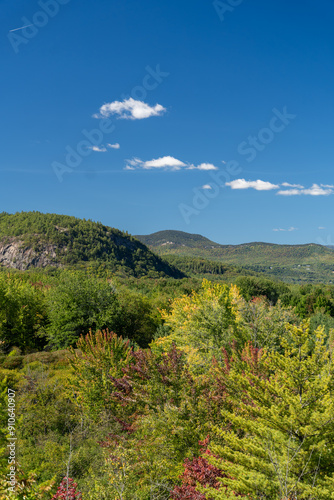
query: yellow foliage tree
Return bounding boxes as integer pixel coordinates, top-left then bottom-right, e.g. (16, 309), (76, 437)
(157, 280), (245, 372)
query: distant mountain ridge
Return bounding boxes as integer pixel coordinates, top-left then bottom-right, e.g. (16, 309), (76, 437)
(135, 230), (332, 259)
(2, 215), (334, 283)
(135, 230), (334, 283)
(135, 230), (221, 249)
(0, 212), (184, 278)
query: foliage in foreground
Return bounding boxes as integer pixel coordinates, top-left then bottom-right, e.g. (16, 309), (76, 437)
(2, 280), (334, 499)
(158, 280), (297, 371)
(0, 270), (162, 352)
(204, 322), (334, 499)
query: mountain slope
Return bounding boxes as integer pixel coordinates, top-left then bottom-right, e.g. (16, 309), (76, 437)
(0, 212), (184, 278)
(136, 230), (334, 283)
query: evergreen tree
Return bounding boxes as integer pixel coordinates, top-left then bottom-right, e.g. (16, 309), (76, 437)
(206, 321), (334, 499)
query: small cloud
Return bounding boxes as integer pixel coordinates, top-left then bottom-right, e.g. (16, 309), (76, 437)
(87, 145), (107, 152)
(277, 189), (301, 196)
(281, 182), (304, 188)
(277, 184), (333, 196)
(107, 143), (120, 149)
(144, 156), (186, 169)
(318, 226), (326, 230)
(303, 184), (333, 195)
(201, 184), (212, 190)
(225, 179), (333, 196)
(125, 156), (186, 171)
(127, 157), (142, 166)
(124, 156), (219, 172)
(226, 179), (279, 191)
(94, 98), (166, 120)
(188, 163), (218, 171)
(125, 158), (142, 170)
(221, 160), (227, 164)
(273, 227), (298, 232)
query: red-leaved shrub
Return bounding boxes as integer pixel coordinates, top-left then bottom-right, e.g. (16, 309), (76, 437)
(171, 438), (225, 499)
(51, 477), (82, 499)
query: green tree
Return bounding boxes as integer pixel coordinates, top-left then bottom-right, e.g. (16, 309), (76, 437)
(235, 276), (289, 305)
(160, 280), (245, 372)
(206, 321), (334, 499)
(69, 329), (133, 421)
(237, 296), (298, 352)
(46, 271), (120, 348)
(0, 274), (48, 352)
(116, 288), (161, 347)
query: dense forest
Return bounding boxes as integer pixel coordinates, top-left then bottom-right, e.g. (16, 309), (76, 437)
(0, 212), (183, 278)
(2, 214), (334, 498)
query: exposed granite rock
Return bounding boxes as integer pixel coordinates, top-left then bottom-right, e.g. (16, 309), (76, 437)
(0, 239), (62, 270)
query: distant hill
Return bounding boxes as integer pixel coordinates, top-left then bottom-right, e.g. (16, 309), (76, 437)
(136, 230), (221, 249)
(136, 230), (334, 283)
(3, 216), (334, 283)
(0, 212), (184, 278)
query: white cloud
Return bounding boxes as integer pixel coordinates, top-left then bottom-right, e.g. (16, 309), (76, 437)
(277, 184), (333, 196)
(124, 157), (219, 172)
(85, 144), (120, 152)
(127, 157), (142, 166)
(124, 158), (143, 170)
(94, 98), (166, 120)
(188, 163), (218, 171)
(303, 184), (333, 195)
(125, 156), (186, 171)
(87, 145), (107, 152)
(318, 226), (326, 230)
(145, 156), (186, 169)
(281, 182), (304, 188)
(273, 227), (298, 232)
(224, 178), (333, 196)
(277, 189), (301, 196)
(201, 184), (212, 190)
(226, 179), (279, 191)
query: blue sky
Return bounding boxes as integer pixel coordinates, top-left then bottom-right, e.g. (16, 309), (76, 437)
(2, 0), (334, 244)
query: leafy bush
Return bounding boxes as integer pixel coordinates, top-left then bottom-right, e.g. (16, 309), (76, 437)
(46, 272), (120, 348)
(51, 477), (82, 499)
(0, 273), (48, 352)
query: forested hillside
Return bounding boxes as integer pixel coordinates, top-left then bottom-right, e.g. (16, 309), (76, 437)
(1, 214), (333, 283)
(0, 212), (183, 278)
(137, 230), (334, 283)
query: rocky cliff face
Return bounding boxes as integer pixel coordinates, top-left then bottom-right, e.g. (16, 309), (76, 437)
(0, 239), (62, 270)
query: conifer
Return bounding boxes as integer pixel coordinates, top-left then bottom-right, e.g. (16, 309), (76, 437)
(207, 321), (334, 499)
